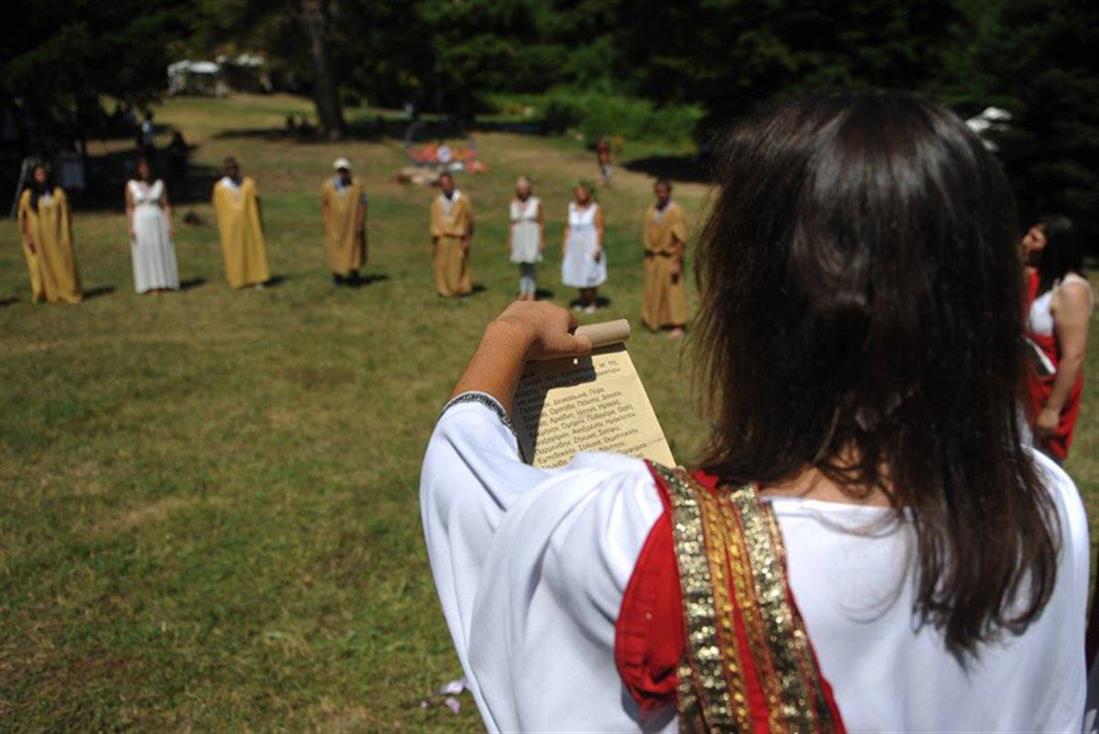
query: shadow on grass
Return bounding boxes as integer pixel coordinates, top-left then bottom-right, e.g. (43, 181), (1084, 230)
(566, 295), (613, 310)
(0, 296), (19, 308)
(213, 116), (417, 143)
(346, 273), (390, 288)
(535, 288), (555, 300)
(84, 285), (117, 300)
(622, 154), (712, 184)
(180, 277), (206, 291)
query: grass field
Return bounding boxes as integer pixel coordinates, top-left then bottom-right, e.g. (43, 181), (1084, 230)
(1, 94), (1096, 732)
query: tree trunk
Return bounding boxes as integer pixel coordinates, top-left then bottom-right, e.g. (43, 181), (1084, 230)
(302, 0), (345, 139)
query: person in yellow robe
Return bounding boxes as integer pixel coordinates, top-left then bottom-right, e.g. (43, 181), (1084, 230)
(642, 178), (688, 336)
(17, 164), (82, 304)
(321, 157), (367, 286)
(430, 172), (474, 297)
(211, 157), (270, 289)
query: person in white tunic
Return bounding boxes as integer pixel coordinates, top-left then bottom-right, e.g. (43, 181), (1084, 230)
(420, 91), (1088, 733)
(561, 182), (606, 314)
(125, 158), (179, 294)
(508, 176), (543, 301)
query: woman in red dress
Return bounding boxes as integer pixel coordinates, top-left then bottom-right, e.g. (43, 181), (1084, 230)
(1023, 216), (1093, 462)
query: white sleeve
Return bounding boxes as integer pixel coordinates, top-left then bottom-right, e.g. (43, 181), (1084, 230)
(420, 398), (666, 731)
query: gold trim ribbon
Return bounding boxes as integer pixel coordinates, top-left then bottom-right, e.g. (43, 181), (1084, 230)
(652, 464), (841, 734)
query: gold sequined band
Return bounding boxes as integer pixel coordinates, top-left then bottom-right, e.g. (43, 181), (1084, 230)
(653, 464), (841, 734)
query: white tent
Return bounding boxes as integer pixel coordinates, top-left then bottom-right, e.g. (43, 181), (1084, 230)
(965, 106), (1012, 152)
(168, 60), (223, 96)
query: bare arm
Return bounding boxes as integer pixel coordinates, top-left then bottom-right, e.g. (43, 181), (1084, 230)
(1039, 283), (1091, 429)
(161, 188), (173, 238)
(125, 186), (135, 239)
(537, 201), (545, 252)
(593, 206), (605, 262)
(451, 302), (592, 414)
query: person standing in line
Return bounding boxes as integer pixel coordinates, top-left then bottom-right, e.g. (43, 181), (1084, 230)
(430, 172), (474, 297)
(125, 157), (179, 294)
(561, 181), (605, 314)
(17, 163), (82, 304)
(508, 176), (543, 301)
(321, 157), (367, 287)
(642, 178), (688, 336)
(1022, 215), (1092, 463)
(211, 157), (270, 290)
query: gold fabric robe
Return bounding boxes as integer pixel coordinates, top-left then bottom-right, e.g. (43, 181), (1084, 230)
(18, 188), (82, 303)
(321, 178), (366, 275)
(642, 201), (688, 329)
(212, 177), (270, 288)
(430, 192), (473, 297)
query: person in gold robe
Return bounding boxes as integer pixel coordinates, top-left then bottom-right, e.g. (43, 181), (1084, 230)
(17, 164), (82, 304)
(321, 157), (367, 286)
(642, 179), (688, 336)
(211, 157), (270, 289)
(430, 172), (474, 297)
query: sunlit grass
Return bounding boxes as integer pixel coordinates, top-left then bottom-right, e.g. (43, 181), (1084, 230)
(0, 93), (1094, 731)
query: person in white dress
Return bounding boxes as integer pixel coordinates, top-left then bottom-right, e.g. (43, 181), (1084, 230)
(420, 91), (1088, 733)
(508, 176), (543, 301)
(125, 158), (179, 294)
(561, 182), (606, 313)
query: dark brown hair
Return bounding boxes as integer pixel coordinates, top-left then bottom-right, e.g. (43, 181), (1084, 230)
(693, 90), (1058, 655)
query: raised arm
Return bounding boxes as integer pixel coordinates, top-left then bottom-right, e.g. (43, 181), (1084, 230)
(451, 302), (592, 414)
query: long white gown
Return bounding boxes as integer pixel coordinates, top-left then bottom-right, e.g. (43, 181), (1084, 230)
(420, 397), (1089, 733)
(128, 179), (179, 293)
(561, 202), (606, 288)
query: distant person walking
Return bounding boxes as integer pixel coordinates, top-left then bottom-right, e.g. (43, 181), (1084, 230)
(642, 179), (688, 336)
(321, 157), (367, 286)
(125, 158), (179, 294)
(17, 163), (81, 303)
(430, 172), (474, 297)
(1023, 216), (1093, 462)
(166, 131), (189, 199)
(561, 181), (605, 313)
(596, 136), (613, 187)
(140, 111), (157, 160)
(508, 176), (543, 301)
(212, 157), (270, 289)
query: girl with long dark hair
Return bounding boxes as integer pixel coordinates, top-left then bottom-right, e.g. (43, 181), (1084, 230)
(420, 91), (1087, 731)
(1023, 215), (1092, 462)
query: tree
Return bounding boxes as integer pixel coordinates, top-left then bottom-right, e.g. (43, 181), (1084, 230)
(1, 0), (187, 153)
(613, 0), (972, 135)
(979, 0), (1099, 237)
(301, 0), (346, 137)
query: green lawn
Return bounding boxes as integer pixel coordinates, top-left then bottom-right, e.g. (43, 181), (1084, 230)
(0, 94), (1095, 732)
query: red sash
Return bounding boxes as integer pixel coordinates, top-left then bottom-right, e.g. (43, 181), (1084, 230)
(616, 463), (845, 733)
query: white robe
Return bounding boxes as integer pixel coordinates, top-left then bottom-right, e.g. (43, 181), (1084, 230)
(128, 179), (179, 293)
(420, 399), (1089, 733)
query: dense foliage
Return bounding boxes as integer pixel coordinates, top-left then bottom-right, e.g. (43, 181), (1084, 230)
(4, 0), (1098, 233)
